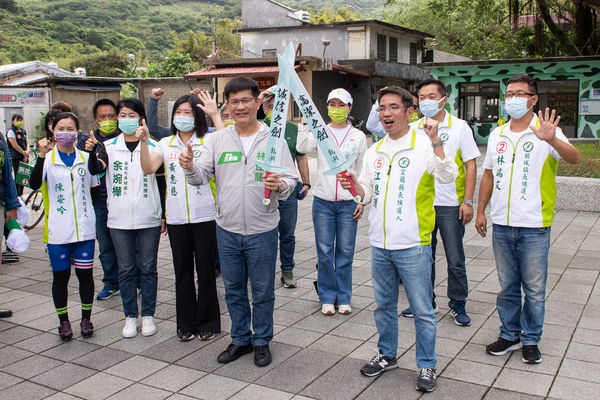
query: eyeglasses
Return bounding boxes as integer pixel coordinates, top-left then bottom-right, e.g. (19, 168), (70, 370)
(228, 97), (256, 106)
(505, 91), (536, 99)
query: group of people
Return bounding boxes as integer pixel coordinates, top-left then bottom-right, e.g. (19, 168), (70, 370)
(0, 71), (580, 394)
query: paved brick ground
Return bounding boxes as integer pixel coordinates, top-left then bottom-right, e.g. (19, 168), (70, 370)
(0, 156), (598, 399)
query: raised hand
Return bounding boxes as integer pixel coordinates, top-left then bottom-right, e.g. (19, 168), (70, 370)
(151, 88), (164, 99)
(37, 137), (54, 158)
(195, 90), (219, 117)
(136, 119), (149, 142)
(84, 130), (97, 152)
(531, 108), (560, 142)
(179, 142), (194, 170)
(423, 117), (440, 142)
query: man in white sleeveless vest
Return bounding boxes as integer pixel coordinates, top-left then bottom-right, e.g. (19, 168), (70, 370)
(476, 74), (581, 364)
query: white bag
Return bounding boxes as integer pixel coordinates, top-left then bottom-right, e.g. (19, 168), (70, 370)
(16, 197), (29, 227)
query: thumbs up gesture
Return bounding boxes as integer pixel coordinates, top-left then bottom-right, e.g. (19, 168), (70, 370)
(84, 130), (98, 152)
(136, 119), (149, 142)
(179, 142), (194, 171)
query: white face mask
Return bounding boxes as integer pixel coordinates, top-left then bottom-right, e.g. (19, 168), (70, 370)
(505, 97), (533, 119)
(419, 97), (445, 118)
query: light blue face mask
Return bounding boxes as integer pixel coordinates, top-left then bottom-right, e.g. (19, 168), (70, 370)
(118, 118), (139, 135)
(419, 97), (446, 118)
(173, 116), (195, 133)
(505, 97), (533, 120)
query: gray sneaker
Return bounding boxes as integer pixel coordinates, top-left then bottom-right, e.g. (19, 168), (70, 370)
(416, 368), (437, 392)
(280, 271), (297, 288)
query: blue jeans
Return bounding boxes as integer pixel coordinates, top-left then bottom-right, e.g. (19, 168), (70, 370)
(492, 224), (550, 345)
(431, 205), (467, 307)
(216, 225), (277, 346)
(110, 227), (160, 318)
(278, 195), (297, 272)
(372, 245), (437, 369)
(94, 205), (119, 291)
(312, 197), (357, 305)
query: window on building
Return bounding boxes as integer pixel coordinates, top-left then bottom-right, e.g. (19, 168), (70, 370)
(377, 34), (386, 60)
(389, 37), (398, 63)
(459, 82), (500, 123)
(409, 43), (417, 64)
(262, 49), (277, 57)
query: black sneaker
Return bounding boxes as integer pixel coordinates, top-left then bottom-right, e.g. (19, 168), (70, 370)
(254, 344), (272, 367)
(522, 345), (542, 364)
(486, 337), (522, 356)
(360, 349), (398, 377)
(416, 368), (437, 392)
(177, 329), (195, 342)
(217, 343), (253, 364)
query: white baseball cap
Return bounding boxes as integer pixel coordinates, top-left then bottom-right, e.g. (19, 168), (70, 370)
(327, 88), (352, 105)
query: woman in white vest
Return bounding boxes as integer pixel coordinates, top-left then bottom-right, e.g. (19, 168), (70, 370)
(98, 98), (162, 338)
(29, 112), (101, 341)
(296, 88), (368, 316)
(139, 94), (222, 342)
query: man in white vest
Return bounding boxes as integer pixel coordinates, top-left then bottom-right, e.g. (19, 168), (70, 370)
(476, 74), (581, 364)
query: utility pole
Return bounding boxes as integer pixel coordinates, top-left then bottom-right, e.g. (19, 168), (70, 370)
(210, 17), (217, 96)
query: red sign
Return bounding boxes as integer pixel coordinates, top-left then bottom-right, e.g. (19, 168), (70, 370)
(254, 77), (275, 90)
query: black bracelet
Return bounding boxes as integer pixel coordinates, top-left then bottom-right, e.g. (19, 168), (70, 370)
(303, 183), (311, 189)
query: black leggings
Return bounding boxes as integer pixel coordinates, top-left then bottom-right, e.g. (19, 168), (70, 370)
(52, 268), (94, 322)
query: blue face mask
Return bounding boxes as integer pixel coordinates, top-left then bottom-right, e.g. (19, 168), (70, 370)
(118, 118), (139, 135)
(173, 116), (195, 133)
(419, 97), (446, 118)
(505, 97), (533, 120)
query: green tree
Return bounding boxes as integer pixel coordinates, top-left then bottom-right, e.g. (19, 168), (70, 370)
(158, 51), (194, 76)
(309, 6), (360, 24)
(69, 49), (130, 77)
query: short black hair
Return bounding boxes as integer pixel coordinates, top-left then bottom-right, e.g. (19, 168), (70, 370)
(507, 74), (538, 94)
(116, 98), (146, 120)
(377, 86), (414, 109)
(51, 101), (72, 113)
(170, 95), (209, 138)
(44, 109), (61, 139)
(11, 114), (23, 122)
(224, 77), (259, 100)
(93, 99), (117, 118)
(51, 112), (80, 131)
(416, 79), (447, 97)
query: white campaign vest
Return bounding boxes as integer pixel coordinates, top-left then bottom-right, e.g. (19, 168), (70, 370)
(158, 134), (216, 225)
(42, 148), (96, 244)
(364, 130), (436, 250)
(413, 112), (480, 206)
(104, 134), (161, 230)
(484, 115), (567, 228)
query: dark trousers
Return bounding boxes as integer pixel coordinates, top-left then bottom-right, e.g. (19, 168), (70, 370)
(167, 220), (220, 334)
(11, 158), (23, 196)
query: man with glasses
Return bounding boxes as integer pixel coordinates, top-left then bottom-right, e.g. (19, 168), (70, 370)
(339, 86), (457, 392)
(400, 79), (480, 327)
(180, 77), (299, 368)
(476, 74), (581, 364)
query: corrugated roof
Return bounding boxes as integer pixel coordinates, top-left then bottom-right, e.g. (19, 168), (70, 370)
(185, 65), (302, 79)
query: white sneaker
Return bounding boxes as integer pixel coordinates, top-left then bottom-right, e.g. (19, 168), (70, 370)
(321, 304), (335, 315)
(141, 316), (157, 336)
(122, 317), (137, 338)
(338, 304), (352, 315)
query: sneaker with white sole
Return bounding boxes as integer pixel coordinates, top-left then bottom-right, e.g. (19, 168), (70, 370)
(321, 304), (335, 315)
(122, 317), (137, 338)
(360, 349), (398, 377)
(337, 304), (352, 315)
(141, 316), (157, 336)
(401, 302), (439, 318)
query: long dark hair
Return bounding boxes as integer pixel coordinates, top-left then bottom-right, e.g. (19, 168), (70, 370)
(170, 95), (208, 138)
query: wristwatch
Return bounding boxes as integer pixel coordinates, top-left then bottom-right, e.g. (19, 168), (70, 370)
(431, 140), (443, 148)
(463, 199), (473, 207)
(278, 181), (284, 192)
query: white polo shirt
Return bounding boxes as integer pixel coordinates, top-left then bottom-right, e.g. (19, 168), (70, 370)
(413, 112), (480, 206)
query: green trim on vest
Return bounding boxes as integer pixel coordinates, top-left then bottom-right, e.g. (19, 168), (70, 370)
(416, 171), (435, 245)
(540, 154), (559, 227)
(454, 148), (466, 205)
